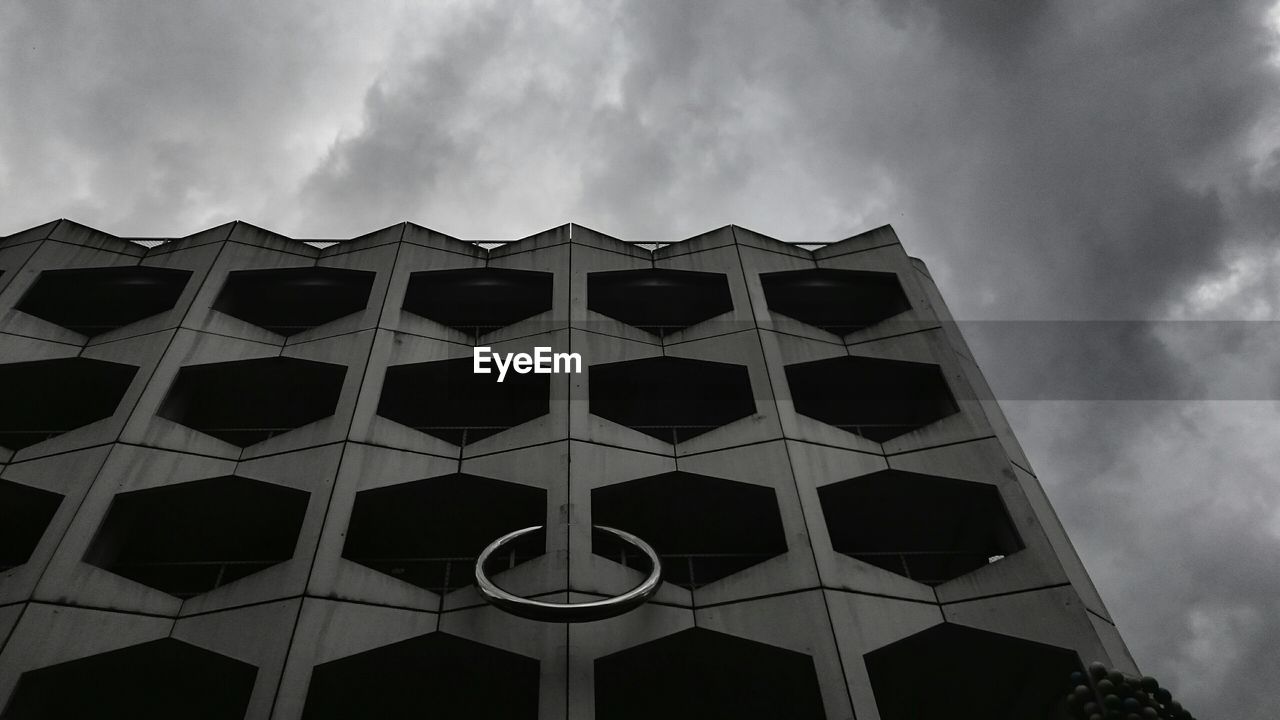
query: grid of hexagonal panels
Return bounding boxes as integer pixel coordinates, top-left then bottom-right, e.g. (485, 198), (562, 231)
(0, 357), (138, 450)
(865, 623), (1081, 719)
(301, 632), (539, 719)
(402, 268), (554, 336)
(157, 357), (346, 446)
(377, 357), (549, 445)
(343, 474), (545, 593)
(16, 266), (192, 336)
(596, 628), (826, 720)
(589, 357), (755, 443)
(4, 637), (256, 719)
(588, 269), (734, 337)
(592, 471), (786, 589)
(785, 355), (958, 442)
(819, 470), (1023, 585)
(84, 476), (310, 598)
(0, 479), (63, 573)
(212, 267), (375, 335)
(760, 268), (910, 335)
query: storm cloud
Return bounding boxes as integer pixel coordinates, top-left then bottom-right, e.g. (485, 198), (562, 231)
(3, 0), (1280, 716)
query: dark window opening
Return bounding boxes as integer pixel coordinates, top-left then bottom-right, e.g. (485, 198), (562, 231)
(157, 357), (346, 446)
(819, 470), (1023, 585)
(402, 268), (553, 337)
(0, 357), (138, 450)
(587, 268), (733, 337)
(866, 623), (1081, 720)
(785, 355), (958, 442)
(343, 474), (545, 593)
(596, 628), (826, 720)
(0, 480), (63, 573)
(212, 267), (375, 336)
(592, 472), (786, 589)
(83, 475), (309, 598)
(3, 637), (256, 720)
(301, 632), (539, 719)
(16, 266), (192, 337)
(761, 268), (910, 335)
(589, 357), (755, 443)
(376, 358), (549, 445)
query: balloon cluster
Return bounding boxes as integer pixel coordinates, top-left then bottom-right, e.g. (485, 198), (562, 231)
(1065, 661), (1195, 720)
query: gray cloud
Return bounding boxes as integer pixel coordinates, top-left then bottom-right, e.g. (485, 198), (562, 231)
(4, 0), (1280, 716)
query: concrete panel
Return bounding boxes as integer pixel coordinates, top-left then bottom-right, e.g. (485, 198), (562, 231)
(489, 224), (571, 259)
(0, 603), (175, 707)
(3, 329), (172, 463)
(1013, 465), (1114, 620)
(172, 598), (302, 720)
(0, 219), (60, 250)
(567, 598), (696, 720)
(787, 441), (938, 604)
(571, 243), (660, 346)
(811, 224), (902, 261)
(694, 590), (856, 720)
(0, 445), (113, 605)
(652, 243), (754, 345)
(47, 219), (147, 256)
(272, 598), (441, 719)
(1088, 611), (1140, 674)
(33, 444), (238, 616)
(0, 603), (22, 653)
(824, 590), (945, 720)
(941, 585), (1109, 668)
(0, 240), (44, 300)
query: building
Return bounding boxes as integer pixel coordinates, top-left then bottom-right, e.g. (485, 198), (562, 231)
(0, 219), (1135, 718)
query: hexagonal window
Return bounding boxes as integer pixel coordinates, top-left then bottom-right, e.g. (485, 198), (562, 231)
(301, 632), (539, 719)
(588, 269), (733, 337)
(596, 628), (826, 720)
(785, 355), (958, 442)
(83, 476), (310, 598)
(865, 623), (1081, 719)
(0, 479), (63, 573)
(376, 358), (549, 445)
(760, 268), (910, 335)
(4, 637), (256, 719)
(403, 268), (553, 337)
(592, 472), (786, 589)
(819, 470), (1023, 585)
(343, 473), (545, 593)
(157, 357), (347, 446)
(589, 357), (755, 443)
(212, 267), (376, 336)
(16, 266), (192, 336)
(0, 357), (138, 451)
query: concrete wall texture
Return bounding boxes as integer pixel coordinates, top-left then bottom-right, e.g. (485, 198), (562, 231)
(0, 219), (1135, 719)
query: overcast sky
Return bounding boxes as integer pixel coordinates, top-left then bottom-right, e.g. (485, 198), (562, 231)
(3, 1), (1280, 716)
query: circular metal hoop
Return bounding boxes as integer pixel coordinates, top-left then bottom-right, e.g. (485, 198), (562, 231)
(474, 525), (662, 623)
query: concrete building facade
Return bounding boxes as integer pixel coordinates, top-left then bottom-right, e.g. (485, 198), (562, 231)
(0, 219), (1134, 718)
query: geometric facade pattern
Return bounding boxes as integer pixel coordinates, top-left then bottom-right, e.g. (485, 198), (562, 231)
(587, 268), (734, 337)
(212, 267), (376, 336)
(84, 476), (310, 598)
(761, 268), (910, 336)
(16, 265), (192, 337)
(402, 268), (554, 337)
(0, 219), (1133, 719)
(0, 357), (138, 451)
(818, 469), (1024, 585)
(591, 471), (788, 589)
(342, 473), (546, 593)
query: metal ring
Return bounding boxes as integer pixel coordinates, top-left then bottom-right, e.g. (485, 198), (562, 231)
(474, 525), (662, 623)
